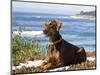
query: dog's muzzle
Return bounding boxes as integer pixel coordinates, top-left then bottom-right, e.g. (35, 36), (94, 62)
(43, 29), (49, 36)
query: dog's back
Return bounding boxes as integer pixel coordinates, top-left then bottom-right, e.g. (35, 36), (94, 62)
(59, 39), (86, 65)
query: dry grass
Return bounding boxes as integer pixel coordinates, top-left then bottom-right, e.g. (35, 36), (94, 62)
(14, 60), (96, 74)
(12, 51), (96, 74)
(86, 51), (96, 57)
(67, 60), (96, 71)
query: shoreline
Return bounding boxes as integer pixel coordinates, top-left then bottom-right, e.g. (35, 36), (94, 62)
(70, 15), (95, 20)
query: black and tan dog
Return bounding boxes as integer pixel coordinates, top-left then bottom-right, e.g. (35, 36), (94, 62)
(40, 20), (86, 70)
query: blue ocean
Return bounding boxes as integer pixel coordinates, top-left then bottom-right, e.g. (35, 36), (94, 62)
(12, 12), (96, 51)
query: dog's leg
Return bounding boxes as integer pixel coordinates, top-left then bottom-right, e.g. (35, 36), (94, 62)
(40, 57), (55, 70)
(40, 50), (61, 70)
(74, 47), (86, 64)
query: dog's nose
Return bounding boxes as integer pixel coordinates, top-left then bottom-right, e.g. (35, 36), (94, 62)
(43, 29), (47, 34)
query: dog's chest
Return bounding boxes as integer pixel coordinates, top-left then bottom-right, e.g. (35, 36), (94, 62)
(48, 45), (60, 60)
(48, 45), (55, 52)
(48, 44), (61, 54)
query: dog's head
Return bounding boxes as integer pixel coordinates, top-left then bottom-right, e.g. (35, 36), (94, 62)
(43, 20), (62, 37)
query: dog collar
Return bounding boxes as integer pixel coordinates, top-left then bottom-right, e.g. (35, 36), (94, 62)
(48, 38), (62, 45)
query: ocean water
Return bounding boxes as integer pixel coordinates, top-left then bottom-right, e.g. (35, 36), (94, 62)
(12, 12), (96, 51)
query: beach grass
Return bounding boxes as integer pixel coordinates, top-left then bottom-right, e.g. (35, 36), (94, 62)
(12, 32), (46, 66)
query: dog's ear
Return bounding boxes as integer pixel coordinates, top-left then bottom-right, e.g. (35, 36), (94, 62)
(56, 20), (62, 31)
(43, 20), (51, 28)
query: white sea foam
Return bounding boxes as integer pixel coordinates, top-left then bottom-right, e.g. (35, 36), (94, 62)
(70, 15), (95, 20)
(13, 31), (43, 37)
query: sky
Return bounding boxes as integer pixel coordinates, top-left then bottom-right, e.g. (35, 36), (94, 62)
(12, 1), (95, 15)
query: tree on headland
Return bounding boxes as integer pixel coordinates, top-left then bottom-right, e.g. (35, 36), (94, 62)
(77, 10), (95, 16)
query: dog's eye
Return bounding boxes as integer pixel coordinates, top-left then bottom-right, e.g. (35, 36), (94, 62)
(49, 24), (56, 28)
(49, 24), (53, 28)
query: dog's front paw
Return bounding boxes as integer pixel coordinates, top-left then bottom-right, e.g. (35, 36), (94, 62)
(41, 63), (52, 70)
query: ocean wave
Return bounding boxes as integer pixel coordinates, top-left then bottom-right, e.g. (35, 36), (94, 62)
(70, 15), (95, 20)
(13, 15), (70, 20)
(13, 31), (43, 37)
(33, 15), (70, 19)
